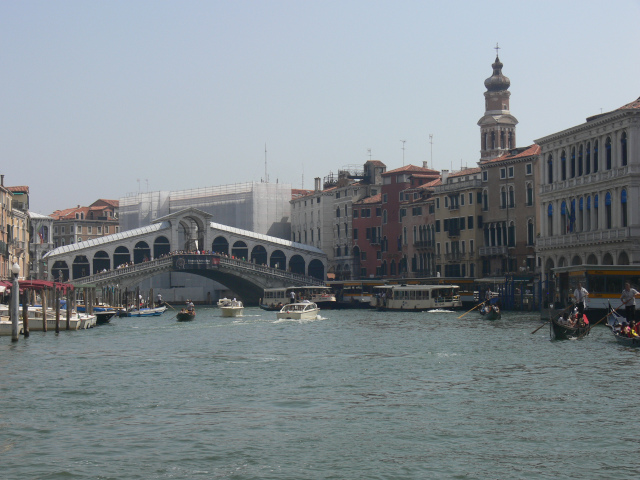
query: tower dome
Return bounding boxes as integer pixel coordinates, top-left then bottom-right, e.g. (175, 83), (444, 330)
(484, 56), (510, 92)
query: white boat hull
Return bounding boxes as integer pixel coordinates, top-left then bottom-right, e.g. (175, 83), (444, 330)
(276, 302), (320, 320)
(220, 306), (244, 317)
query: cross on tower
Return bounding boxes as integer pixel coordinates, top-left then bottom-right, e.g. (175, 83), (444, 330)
(494, 43), (500, 57)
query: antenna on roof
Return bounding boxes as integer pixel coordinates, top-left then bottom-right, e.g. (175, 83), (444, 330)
(136, 178), (140, 193)
(429, 134), (433, 169)
(401, 140), (406, 166)
(302, 165), (304, 190)
(264, 143), (268, 183)
(367, 148), (372, 161)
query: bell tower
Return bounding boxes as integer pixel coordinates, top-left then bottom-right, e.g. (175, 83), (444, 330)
(478, 45), (518, 161)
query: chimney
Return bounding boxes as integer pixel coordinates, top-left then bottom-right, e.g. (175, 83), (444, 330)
(441, 170), (449, 183)
(314, 177), (321, 192)
(1, 174), (4, 186)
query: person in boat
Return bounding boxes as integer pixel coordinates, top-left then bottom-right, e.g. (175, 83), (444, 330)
(484, 288), (492, 306)
(620, 282), (640, 323)
(629, 320), (640, 337)
(573, 282), (589, 319)
(290, 291), (296, 304)
(157, 293), (163, 307)
(187, 300), (194, 312)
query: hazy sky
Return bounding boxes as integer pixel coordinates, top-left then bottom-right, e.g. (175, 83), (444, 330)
(3, 0), (639, 214)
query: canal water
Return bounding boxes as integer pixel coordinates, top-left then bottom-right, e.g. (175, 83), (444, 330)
(1, 307), (639, 479)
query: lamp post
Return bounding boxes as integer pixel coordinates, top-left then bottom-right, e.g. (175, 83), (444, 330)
(10, 262), (20, 342)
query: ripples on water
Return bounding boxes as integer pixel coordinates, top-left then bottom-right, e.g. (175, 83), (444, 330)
(1, 307), (639, 479)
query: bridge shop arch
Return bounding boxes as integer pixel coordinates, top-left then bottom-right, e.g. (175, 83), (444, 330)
(154, 236), (170, 258)
(212, 236), (229, 256)
(251, 245), (267, 265)
(289, 255), (305, 275)
(73, 255), (90, 279)
(270, 250), (286, 270)
(114, 246), (131, 268)
(52, 261), (69, 282)
(134, 241), (151, 264)
(308, 259), (324, 280)
(93, 251), (110, 273)
(232, 241), (248, 260)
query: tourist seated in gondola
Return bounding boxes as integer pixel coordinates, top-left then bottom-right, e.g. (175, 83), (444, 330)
(629, 320), (640, 337)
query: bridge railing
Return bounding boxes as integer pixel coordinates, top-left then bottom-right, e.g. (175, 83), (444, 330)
(72, 254), (325, 287)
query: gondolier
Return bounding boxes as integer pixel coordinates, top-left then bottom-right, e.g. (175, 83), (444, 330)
(573, 282), (588, 318)
(620, 282), (640, 323)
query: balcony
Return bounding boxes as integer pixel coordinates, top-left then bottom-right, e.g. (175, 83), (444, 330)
(413, 240), (434, 249)
(536, 226), (640, 248)
(444, 252), (465, 261)
(479, 246), (507, 256)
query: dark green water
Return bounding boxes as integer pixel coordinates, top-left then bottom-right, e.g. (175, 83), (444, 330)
(1, 308), (638, 479)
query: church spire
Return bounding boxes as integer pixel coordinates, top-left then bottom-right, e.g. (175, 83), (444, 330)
(477, 45), (518, 161)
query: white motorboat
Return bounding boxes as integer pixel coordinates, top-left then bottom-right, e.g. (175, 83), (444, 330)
(219, 298), (244, 317)
(276, 302), (320, 320)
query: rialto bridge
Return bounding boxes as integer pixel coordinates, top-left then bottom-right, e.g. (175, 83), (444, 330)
(42, 208), (327, 304)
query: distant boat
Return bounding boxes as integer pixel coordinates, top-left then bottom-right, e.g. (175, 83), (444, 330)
(606, 304), (640, 347)
(276, 302), (319, 320)
(0, 318), (23, 336)
(371, 284), (462, 311)
(177, 310), (196, 322)
(219, 298), (244, 317)
(120, 305), (168, 317)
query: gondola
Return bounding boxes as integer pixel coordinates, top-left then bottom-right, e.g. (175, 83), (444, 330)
(176, 310), (196, 322)
(550, 314), (589, 340)
(479, 304), (501, 320)
(606, 305), (640, 347)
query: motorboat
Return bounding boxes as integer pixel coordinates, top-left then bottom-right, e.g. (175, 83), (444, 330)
(276, 302), (320, 320)
(219, 299), (244, 317)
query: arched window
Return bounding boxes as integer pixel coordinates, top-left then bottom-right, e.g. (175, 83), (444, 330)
(578, 145), (584, 176)
(578, 197), (584, 232)
(593, 140), (599, 172)
(605, 137), (612, 170)
(561, 201), (567, 234)
(621, 131), (628, 166)
(585, 142), (591, 174)
(621, 189), (628, 227)
(605, 192), (612, 229)
(508, 186), (515, 208)
(500, 186), (507, 209)
(561, 150), (567, 180)
(336, 207), (341, 218)
(571, 147), (576, 178)
(547, 155), (554, 184)
(527, 219), (534, 246)
(548, 204), (554, 236)
(526, 182), (533, 206)
(491, 131), (496, 149)
(570, 199), (576, 233)
(586, 196), (591, 231)
(508, 221), (515, 247)
(500, 130), (505, 149)
(508, 131), (514, 149)
(594, 194), (599, 230)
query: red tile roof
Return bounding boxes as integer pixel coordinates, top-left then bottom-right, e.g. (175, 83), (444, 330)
(356, 193), (382, 204)
(617, 96), (640, 110)
(7, 186), (29, 193)
(382, 164), (437, 176)
(482, 144), (540, 164)
(449, 167), (481, 178)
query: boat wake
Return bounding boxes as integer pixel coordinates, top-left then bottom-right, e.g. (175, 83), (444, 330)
(273, 315), (326, 324)
(428, 309), (455, 313)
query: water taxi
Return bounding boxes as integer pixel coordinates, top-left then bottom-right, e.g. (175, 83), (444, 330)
(219, 298), (244, 317)
(370, 284), (461, 311)
(276, 302), (320, 320)
(261, 286), (336, 310)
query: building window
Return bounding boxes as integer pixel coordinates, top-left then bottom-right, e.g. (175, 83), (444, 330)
(570, 147), (576, 178)
(622, 189), (628, 227)
(526, 183), (533, 206)
(621, 132), (628, 166)
(97, 226), (102, 234)
(469, 192), (473, 205)
(578, 145), (584, 176)
(508, 166), (514, 178)
(61, 226), (65, 234)
(88, 226), (92, 234)
(547, 204), (553, 236)
(547, 155), (553, 184)
(605, 192), (612, 229)
(500, 168), (506, 179)
(336, 208), (341, 218)
(383, 210), (387, 224)
(605, 137), (612, 170)
(353, 210), (359, 218)
(382, 193), (388, 203)
(561, 151), (567, 180)
(482, 171), (488, 182)
(586, 142), (591, 174)
(436, 198), (440, 209)
(527, 219), (534, 246)
(482, 190), (488, 211)
(526, 163), (532, 175)
(353, 228), (358, 240)
(593, 140), (599, 173)
(105, 226), (109, 234)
